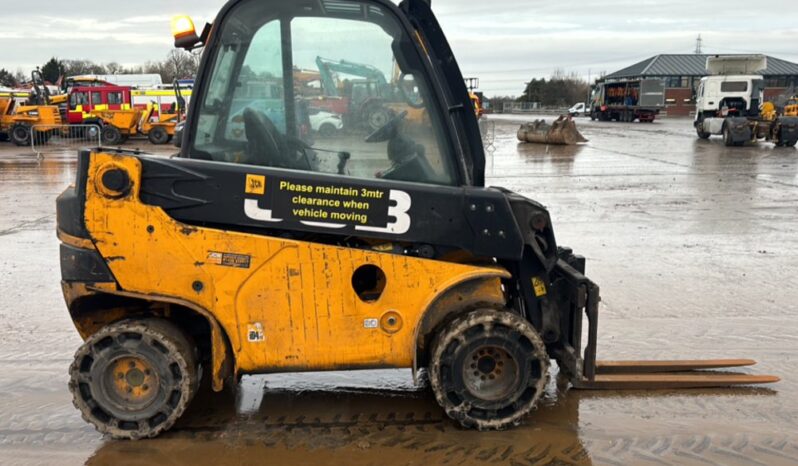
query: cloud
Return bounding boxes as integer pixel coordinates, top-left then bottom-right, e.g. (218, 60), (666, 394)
(2, 0), (797, 96)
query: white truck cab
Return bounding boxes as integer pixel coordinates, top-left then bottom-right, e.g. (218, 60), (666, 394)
(695, 75), (765, 133)
(693, 55), (797, 147)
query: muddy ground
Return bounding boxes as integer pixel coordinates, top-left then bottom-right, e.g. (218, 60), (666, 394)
(0, 118), (796, 465)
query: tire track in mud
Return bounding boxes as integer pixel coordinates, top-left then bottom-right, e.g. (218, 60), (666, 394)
(4, 394), (796, 466)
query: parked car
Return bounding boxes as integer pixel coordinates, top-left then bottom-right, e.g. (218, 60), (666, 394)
(568, 102), (588, 117)
(310, 110), (343, 136)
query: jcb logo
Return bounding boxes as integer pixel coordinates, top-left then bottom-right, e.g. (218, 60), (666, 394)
(245, 174), (266, 195)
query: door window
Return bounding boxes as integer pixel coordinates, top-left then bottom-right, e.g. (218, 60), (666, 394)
(192, 0), (456, 186)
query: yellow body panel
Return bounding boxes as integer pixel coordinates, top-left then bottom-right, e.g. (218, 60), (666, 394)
(132, 89), (193, 98)
(83, 152), (509, 375)
(96, 110), (141, 134)
(0, 104), (62, 132)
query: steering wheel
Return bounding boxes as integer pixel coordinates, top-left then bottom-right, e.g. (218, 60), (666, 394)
(365, 110), (407, 143)
(243, 107), (286, 167)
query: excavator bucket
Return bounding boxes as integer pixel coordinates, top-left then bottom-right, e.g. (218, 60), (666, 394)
(517, 114), (588, 145)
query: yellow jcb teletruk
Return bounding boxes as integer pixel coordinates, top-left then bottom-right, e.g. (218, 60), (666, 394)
(57, 0), (778, 440)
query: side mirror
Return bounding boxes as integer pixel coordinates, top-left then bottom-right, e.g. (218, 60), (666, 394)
(171, 16), (200, 50)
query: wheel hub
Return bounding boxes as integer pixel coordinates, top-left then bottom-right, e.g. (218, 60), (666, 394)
(108, 356), (158, 407)
(463, 346), (519, 402)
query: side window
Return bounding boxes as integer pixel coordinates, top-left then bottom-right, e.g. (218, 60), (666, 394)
(91, 91), (103, 106)
(720, 81), (748, 93)
(70, 92), (89, 109)
(192, 0), (457, 186)
(108, 92), (123, 105)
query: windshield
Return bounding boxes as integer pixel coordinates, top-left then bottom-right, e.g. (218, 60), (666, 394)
(190, 0), (456, 186)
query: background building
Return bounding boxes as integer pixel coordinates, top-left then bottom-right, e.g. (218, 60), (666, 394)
(603, 54), (798, 117)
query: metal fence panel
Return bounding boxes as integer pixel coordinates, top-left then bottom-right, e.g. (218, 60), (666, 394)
(478, 118), (496, 150)
(31, 124), (101, 155)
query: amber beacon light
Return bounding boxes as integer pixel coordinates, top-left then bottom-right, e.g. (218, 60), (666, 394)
(171, 15), (199, 49)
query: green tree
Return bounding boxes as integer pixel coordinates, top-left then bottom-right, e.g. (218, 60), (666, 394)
(519, 70), (589, 108)
(41, 57), (63, 83)
(0, 68), (17, 87)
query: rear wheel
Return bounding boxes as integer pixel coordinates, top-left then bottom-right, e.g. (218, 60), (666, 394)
(366, 105), (393, 131)
(101, 125), (123, 145)
(148, 126), (170, 145)
(722, 124), (736, 147)
(429, 308), (549, 430)
(10, 124), (31, 146)
(68, 319), (199, 439)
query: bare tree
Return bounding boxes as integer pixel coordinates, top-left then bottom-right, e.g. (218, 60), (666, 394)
(162, 50), (198, 82)
(14, 69), (27, 84)
(105, 62), (124, 74)
(61, 59), (105, 77)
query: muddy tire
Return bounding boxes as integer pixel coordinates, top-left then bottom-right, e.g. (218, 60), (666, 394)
(69, 318), (199, 440)
(147, 126), (170, 145)
(10, 124), (31, 146)
(429, 308), (549, 430)
(101, 125), (123, 145)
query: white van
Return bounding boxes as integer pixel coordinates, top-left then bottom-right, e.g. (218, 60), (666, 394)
(568, 102), (587, 117)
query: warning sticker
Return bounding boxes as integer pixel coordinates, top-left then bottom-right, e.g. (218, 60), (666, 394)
(271, 179), (389, 227)
(207, 251), (251, 269)
(531, 276), (547, 297)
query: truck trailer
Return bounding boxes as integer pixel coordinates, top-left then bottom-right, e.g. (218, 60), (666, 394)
(590, 79), (664, 122)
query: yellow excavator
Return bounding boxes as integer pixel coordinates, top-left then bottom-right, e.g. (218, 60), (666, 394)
(57, 0), (777, 440)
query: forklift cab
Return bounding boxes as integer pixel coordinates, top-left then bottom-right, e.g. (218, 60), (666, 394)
(181, 0), (483, 187)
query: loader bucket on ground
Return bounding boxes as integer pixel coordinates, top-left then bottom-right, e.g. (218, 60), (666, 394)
(517, 115), (588, 145)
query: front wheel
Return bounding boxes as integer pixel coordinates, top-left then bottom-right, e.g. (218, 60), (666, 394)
(696, 126), (711, 139)
(148, 126), (170, 145)
(318, 122), (337, 137)
(10, 124), (31, 146)
(101, 125), (123, 145)
(429, 308), (549, 430)
(69, 319), (199, 439)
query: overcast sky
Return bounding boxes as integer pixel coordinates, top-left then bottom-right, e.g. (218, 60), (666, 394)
(2, 0), (796, 96)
